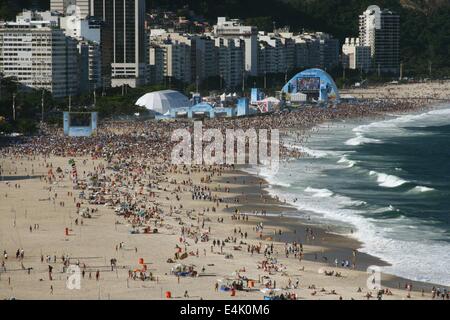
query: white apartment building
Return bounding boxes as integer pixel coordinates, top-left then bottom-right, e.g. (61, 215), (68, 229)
(60, 14), (101, 43)
(149, 44), (165, 84)
(0, 21), (79, 98)
(150, 31), (218, 85)
(292, 38), (310, 69)
(149, 31), (192, 84)
(342, 38), (371, 71)
(77, 40), (102, 91)
(162, 40), (191, 84)
(144, 27), (340, 88)
(277, 32), (339, 70)
(215, 37), (244, 89)
(359, 5), (400, 73)
(191, 35), (217, 82)
(213, 17), (258, 76)
(294, 32), (338, 69)
(317, 33), (340, 70)
(60, 14), (102, 91)
(258, 34), (287, 74)
(280, 36), (296, 71)
(51, 0), (90, 18)
(16, 10), (61, 26)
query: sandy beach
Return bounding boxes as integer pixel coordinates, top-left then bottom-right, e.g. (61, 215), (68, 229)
(1, 82), (449, 300)
(0, 156), (436, 300)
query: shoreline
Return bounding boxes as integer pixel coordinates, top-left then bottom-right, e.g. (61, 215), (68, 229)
(233, 101), (450, 290)
(228, 169), (450, 292)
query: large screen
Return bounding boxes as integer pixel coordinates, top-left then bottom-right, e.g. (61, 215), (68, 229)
(297, 77), (320, 92)
(69, 113), (92, 127)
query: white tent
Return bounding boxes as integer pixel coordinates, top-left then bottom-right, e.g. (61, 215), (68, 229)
(135, 90), (190, 115)
(260, 97), (280, 104)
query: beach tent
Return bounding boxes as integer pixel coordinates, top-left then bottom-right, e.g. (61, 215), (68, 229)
(135, 90), (190, 115)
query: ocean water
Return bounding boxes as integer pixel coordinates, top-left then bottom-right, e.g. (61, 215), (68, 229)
(248, 105), (450, 286)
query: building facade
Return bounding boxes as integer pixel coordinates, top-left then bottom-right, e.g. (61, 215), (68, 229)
(148, 44), (165, 84)
(50, 0), (90, 18)
(213, 17), (258, 76)
(0, 21), (79, 98)
(60, 14), (102, 92)
(149, 31), (192, 84)
(191, 35), (218, 82)
(359, 5), (400, 73)
(342, 37), (371, 71)
(90, 0), (147, 88)
(258, 34), (287, 74)
(215, 37), (244, 89)
(317, 33), (340, 70)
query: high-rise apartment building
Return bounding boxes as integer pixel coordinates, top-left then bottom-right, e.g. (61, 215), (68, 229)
(359, 5), (400, 73)
(213, 17), (258, 76)
(160, 39), (192, 84)
(150, 31), (218, 85)
(149, 44), (165, 84)
(0, 19), (79, 98)
(192, 35), (218, 81)
(276, 32), (338, 70)
(90, 0), (147, 88)
(60, 13), (102, 91)
(258, 34), (287, 74)
(317, 33), (340, 70)
(149, 31), (192, 84)
(215, 37), (244, 89)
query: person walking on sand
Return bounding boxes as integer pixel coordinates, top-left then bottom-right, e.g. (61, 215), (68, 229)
(48, 265), (53, 281)
(50, 285), (53, 295)
(96, 270), (100, 281)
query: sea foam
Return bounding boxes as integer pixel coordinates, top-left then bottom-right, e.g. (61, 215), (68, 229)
(410, 185), (435, 193)
(337, 156), (357, 168)
(304, 187), (334, 198)
(345, 133), (381, 146)
(369, 171), (408, 188)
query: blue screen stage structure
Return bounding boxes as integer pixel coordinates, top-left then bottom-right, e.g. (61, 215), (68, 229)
(281, 68), (340, 104)
(63, 112), (98, 137)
